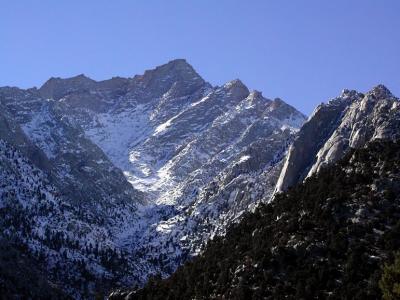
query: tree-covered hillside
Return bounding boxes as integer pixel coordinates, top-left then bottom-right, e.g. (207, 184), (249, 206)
(110, 139), (400, 299)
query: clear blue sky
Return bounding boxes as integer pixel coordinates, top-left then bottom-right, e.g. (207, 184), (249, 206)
(1, 0), (399, 114)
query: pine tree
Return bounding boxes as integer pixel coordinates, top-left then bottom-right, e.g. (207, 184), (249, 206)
(379, 252), (400, 300)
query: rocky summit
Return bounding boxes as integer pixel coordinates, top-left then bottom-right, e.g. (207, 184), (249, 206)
(0, 59), (306, 298)
(276, 84), (400, 192)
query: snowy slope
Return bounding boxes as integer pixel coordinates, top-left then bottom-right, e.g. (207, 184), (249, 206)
(0, 59), (306, 296)
(39, 60), (306, 280)
(0, 127), (140, 298)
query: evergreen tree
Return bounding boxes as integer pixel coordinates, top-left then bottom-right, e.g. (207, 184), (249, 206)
(380, 253), (400, 300)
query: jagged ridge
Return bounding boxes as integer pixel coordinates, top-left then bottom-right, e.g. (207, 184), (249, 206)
(0, 59), (306, 298)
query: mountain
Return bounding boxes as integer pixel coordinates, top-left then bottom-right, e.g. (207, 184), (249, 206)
(276, 84), (400, 192)
(34, 59), (305, 281)
(0, 59), (305, 298)
(2, 58), (399, 299)
(0, 103), (142, 298)
(110, 139), (400, 299)
(108, 84), (400, 299)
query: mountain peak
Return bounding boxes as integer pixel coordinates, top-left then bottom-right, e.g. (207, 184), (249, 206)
(130, 59), (207, 97)
(249, 90), (263, 98)
(43, 73), (94, 85)
(222, 79), (250, 100)
(326, 88), (364, 108)
(367, 84), (394, 99)
(39, 74), (96, 99)
(269, 97), (307, 121)
(340, 88), (359, 98)
(73, 73), (92, 80)
(154, 59), (195, 74)
(223, 79), (246, 89)
(165, 58), (190, 67)
(138, 59), (204, 82)
(271, 97), (295, 111)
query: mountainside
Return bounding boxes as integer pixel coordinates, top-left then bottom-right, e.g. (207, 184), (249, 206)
(5, 58), (399, 299)
(0, 106), (143, 298)
(276, 85), (400, 192)
(0, 59), (306, 298)
(0, 86), (145, 210)
(61, 62), (304, 280)
(110, 139), (400, 299)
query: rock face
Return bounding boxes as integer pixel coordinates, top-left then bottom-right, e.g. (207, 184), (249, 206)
(276, 84), (400, 192)
(0, 59), (306, 298)
(51, 60), (305, 281)
(112, 139), (400, 299)
(127, 91), (304, 274)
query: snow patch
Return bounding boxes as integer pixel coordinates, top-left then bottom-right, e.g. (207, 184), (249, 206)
(238, 155), (250, 163)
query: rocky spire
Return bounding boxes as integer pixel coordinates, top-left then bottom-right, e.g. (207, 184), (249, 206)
(367, 84), (394, 99)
